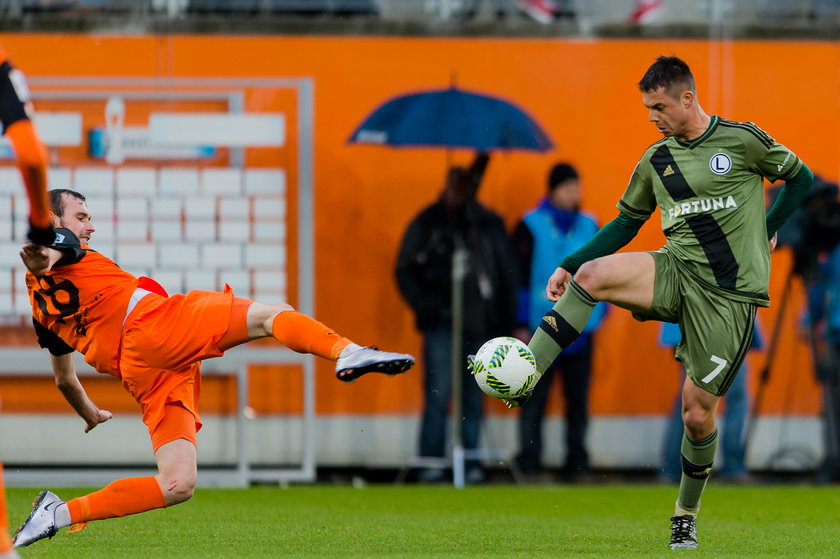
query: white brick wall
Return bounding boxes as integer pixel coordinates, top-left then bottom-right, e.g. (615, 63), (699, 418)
(0, 197), (12, 220)
(253, 271), (286, 294)
(115, 243), (156, 267)
(252, 197), (285, 219)
(0, 168), (23, 195)
(244, 169), (285, 194)
(48, 167), (73, 190)
(219, 270), (250, 295)
(74, 168), (114, 196)
(116, 220), (148, 241)
(245, 244), (285, 268)
(185, 269), (217, 292)
(152, 270), (184, 295)
(91, 221), (115, 241)
(219, 198), (249, 219)
(201, 168), (242, 196)
(0, 291), (13, 315)
(200, 244), (242, 269)
(219, 221), (249, 242)
(85, 198), (115, 221)
(117, 197), (149, 220)
(159, 243), (200, 268)
(150, 221), (182, 242)
(117, 168), (157, 197)
(12, 194), (28, 219)
(0, 243), (21, 267)
(14, 292), (31, 315)
(150, 197), (183, 219)
(0, 166), (291, 319)
(160, 168), (200, 196)
(12, 220), (27, 242)
(253, 222), (284, 242)
(185, 221), (216, 242)
(185, 198), (215, 220)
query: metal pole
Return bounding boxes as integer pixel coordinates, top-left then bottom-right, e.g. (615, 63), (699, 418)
(451, 239), (468, 488)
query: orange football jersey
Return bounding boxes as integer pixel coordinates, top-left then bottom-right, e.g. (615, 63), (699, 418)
(27, 230), (139, 376)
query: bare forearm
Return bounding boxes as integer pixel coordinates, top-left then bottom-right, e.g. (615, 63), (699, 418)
(56, 379), (101, 424)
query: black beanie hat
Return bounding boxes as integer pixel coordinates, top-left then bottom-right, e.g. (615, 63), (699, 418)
(548, 163), (579, 192)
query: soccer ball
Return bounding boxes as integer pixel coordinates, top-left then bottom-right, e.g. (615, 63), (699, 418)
(470, 337), (537, 400)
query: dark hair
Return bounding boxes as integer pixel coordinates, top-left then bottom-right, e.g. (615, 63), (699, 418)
(49, 188), (86, 217)
(548, 163), (578, 192)
(637, 55), (695, 98)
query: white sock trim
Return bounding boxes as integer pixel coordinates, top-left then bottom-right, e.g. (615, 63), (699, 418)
(54, 503), (71, 529)
(339, 343), (362, 359)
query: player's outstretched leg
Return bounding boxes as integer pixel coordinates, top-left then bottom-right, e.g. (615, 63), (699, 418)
(12, 490), (66, 548)
(14, 475), (167, 548)
(234, 305), (415, 383)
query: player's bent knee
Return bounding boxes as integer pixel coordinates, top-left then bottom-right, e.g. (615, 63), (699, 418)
(162, 477), (196, 506)
(573, 259), (607, 295)
(682, 409), (715, 439)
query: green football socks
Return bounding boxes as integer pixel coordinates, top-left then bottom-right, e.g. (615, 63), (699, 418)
(677, 429), (718, 513)
(527, 280), (597, 374)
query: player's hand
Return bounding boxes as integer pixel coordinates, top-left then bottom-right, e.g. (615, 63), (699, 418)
(19, 243), (51, 275)
(546, 267), (572, 302)
(769, 232), (778, 252)
(84, 409), (112, 433)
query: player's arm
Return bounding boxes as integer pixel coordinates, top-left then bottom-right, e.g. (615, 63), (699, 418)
(33, 318), (112, 432)
(0, 56), (52, 244)
(50, 352), (112, 433)
(765, 164), (814, 240)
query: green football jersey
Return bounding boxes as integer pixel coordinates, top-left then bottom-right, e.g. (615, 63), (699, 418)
(618, 116), (802, 306)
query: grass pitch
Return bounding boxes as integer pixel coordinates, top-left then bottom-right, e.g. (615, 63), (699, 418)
(6, 483), (840, 558)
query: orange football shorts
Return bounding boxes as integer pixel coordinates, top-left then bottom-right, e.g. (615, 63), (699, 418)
(118, 288), (249, 451)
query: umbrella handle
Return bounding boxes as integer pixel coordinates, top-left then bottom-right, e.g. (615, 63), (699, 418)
(467, 153), (490, 199)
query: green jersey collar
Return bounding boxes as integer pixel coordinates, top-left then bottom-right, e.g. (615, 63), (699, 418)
(675, 115), (719, 149)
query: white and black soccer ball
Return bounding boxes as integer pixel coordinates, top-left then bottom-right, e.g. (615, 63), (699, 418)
(470, 337), (537, 400)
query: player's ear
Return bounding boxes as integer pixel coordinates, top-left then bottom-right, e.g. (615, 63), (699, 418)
(681, 89), (695, 108)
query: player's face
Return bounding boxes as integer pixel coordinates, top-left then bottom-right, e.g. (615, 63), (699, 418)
(54, 194), (95, 243)
(642, 86), (691, 139)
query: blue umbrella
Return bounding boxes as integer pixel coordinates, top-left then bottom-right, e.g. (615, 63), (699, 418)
(348, 87), (553, 152)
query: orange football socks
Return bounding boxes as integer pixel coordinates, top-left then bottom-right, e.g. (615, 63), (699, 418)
(67, 476), (165, 523)
(271, 310), (350, 360)
(5, 119), (50, 229)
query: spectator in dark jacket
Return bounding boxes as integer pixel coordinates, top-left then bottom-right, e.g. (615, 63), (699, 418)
(396, 154), (518, 483)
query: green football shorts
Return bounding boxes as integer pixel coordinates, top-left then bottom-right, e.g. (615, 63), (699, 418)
(633, 249), (757, 396)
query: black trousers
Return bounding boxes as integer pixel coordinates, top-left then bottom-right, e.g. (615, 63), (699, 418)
(517, 349), (592, 475)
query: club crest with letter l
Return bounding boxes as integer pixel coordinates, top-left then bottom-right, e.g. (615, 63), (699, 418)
(709, 153), (732, 175)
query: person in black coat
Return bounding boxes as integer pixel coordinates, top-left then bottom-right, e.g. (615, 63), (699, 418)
(395, 154), (518, 483)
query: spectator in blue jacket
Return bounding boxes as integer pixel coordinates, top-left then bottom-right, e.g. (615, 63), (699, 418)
(512, 163), (607, 479)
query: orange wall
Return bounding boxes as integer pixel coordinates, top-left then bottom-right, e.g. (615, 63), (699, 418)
(0, 35), (836, 418)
